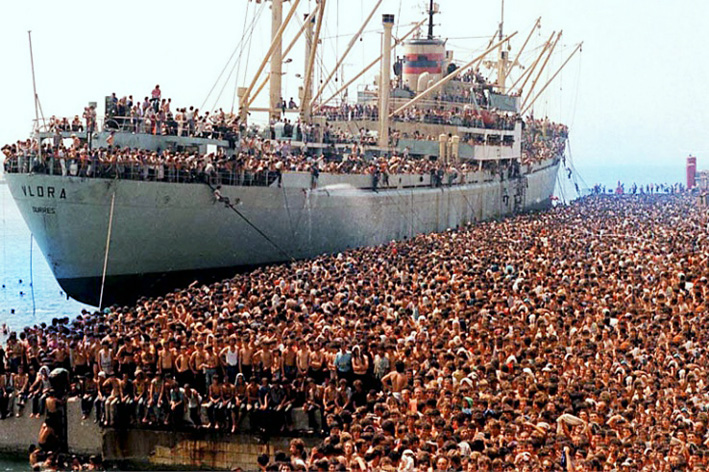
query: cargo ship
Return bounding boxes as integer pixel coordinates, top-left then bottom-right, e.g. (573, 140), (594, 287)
(2, 1), (580, 306)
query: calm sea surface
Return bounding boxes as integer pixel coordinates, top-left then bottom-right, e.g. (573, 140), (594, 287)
(0, 181), (93, 333)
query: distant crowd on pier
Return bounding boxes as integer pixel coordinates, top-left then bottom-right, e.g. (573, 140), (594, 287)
(3, 194), (709, 470)
(592, 181), (685, 195)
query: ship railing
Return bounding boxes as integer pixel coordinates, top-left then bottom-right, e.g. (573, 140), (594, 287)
(316, 111), (516, 132)
(2, 156), (281, 187)
(35, 115), (238, 142)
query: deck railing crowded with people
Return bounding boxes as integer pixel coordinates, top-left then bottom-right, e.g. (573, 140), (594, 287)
(3, 138), (502, 189)
(2, 193), (708, 471)
(312, 103), (517, 131)
(4, 86), (566, 187)
(3, 115), (565, 188)
(521, 117), (568, 165)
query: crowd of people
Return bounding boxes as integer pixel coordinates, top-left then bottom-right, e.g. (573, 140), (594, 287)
(2, 129), (524, 188)
(42, 87), (243, 145)
(311, 103), (517, 133)
(2, 192), (709, 470)
(521, 117), (568, 165)
(3, 115), (564, 188)
(592, 182), (684, 195)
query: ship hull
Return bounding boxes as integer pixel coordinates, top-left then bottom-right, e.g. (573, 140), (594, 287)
(6, 158), (559, 306)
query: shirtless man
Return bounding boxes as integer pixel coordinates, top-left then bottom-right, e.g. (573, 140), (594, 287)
(157, 341), (175, 378)
(7, 336), (24, 374)
(351, 346), (370, 387)
(174, 345), (192, 388)
(13, 366), (29, 417)
(205, 375), (223, 430)
(52, 341), (70, 370)
(71, 341), (90, 379)
(296, 341), (310, 378)
(189, 341), (207, 394)
(201, 345), (220, 393)
(283, 340), (298, 381)
(308, 341), (326, 385)
(256, 342), (274, 382)
(239, 337), (255, 381)
(139, 340), (156, 376)
(115, 340), (136, 378)
(381, 361), (409, 393)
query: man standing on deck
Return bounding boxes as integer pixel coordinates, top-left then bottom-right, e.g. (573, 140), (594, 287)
(150, 85), (161, 112)
(186, 106), (196, 136)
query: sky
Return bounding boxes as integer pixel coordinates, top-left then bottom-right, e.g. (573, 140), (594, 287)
(1, 0), (708, 180)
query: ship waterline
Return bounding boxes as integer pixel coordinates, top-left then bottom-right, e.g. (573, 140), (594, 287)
(5, 157), (558, 306)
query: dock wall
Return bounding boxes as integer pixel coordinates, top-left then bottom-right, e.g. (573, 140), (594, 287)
(0, 399), (318, 470)
(0, 398), (101, 456)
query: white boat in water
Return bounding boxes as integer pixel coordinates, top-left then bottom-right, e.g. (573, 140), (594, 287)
(2, 0), (579, 306)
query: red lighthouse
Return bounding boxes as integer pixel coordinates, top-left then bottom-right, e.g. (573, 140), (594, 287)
(687, 155), (697, 189)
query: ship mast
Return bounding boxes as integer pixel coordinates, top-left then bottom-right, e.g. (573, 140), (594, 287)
(269, 0), (284, 121)
(27, 31), (45, 159)
(378, 14), (395, 149)
(300, 0), (326, 122)
(427, 0), (435, 39)
(239, 0), (301, 123)
(495, 0), (510, 92)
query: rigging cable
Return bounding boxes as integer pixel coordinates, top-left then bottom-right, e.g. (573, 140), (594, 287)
(201, 0), (254, 111)
(206, 182), (294, 262)
(224, 3), (266, 112)
(208, 1), (266, 112)
(230, 2), (266, 112)
(30, 234), (35, 317)
(1, 176), (6, 318)
(98, 191), (116, 311)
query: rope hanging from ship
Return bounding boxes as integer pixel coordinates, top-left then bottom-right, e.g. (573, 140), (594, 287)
(204, 181), (295, 262)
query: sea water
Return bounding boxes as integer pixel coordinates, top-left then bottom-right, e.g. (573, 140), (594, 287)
(0, 181), (94, 332)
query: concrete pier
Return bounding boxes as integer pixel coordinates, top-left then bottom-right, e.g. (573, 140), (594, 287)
(0, 398), (100, 456)
(0, 398), (319, 470)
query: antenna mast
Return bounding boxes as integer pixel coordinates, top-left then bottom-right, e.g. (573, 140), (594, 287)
(27, 31), (45, 159)
(496, 0), (509, 92)
(427, 0), (434, 39)
(499, 0), (504, 40)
